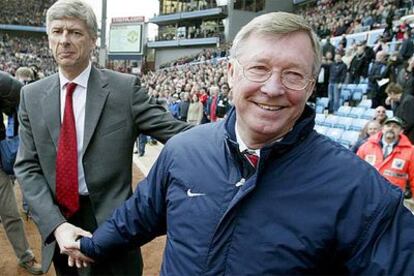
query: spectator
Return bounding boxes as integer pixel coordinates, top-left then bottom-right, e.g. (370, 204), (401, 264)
(178, 92), (190, 122)
(351, 120), (382, 153)
(206, 86), (219, 122)
(357, 116), (414, 199)
(322, 37), (336, 58)
(216, 83), (231, 119)
(349, 42), (370, 84)
(367, 51), (388, 108)
(168, 94), (180, 119)
(374, 105), (388, 125)
(397, 56), (414, 94)
(399, 31), (414, 61)
(187, 94), (204, 125)
(328, 53), (347, 113)
(0, 71), (42, 275)
(385, 82), (414, 143)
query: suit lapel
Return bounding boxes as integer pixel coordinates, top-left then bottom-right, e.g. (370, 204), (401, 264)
(42, 75), (61, 149)
(83, 67), (110, 154)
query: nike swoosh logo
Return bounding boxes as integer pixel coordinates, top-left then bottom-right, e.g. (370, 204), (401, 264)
(187, 189), (206, 197)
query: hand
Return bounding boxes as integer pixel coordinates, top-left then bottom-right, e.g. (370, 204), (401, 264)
(65, 240), (95, 268)
(54, 222), (94, 267)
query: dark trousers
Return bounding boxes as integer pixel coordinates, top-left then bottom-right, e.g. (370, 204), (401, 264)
(137, 134), (147, 155)
(53, 196), (143, 276)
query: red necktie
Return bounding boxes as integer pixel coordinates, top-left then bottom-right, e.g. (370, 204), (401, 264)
(56, 82), (79, 218)
(244, 151), (259, 169)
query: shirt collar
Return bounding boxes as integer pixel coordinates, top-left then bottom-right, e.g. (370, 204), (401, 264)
(235, 120), (260, 156)
(381, 134), (398, 147)
(59, 62), (92, 90)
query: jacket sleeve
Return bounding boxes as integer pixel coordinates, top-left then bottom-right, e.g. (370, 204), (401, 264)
(80, 144), (171, 259)
(396, 95), (414, 135)
(14, 87), (66, 243)
(408, 148), (414, 195)
(356, 144), (366, 159)
(346, 177), (414, 274)
(130, 77), (192, 143)
(0, 71), (21, 115)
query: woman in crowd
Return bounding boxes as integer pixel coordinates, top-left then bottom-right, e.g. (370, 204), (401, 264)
(187, 94), (204, 125)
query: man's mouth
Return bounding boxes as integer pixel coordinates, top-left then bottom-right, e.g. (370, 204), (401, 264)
(256, 103), (284, 111)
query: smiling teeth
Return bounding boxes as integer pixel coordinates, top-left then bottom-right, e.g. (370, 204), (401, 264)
(257, 104), (281, 111)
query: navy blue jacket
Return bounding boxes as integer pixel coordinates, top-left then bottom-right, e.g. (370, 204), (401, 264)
(81, 106), (414, 274)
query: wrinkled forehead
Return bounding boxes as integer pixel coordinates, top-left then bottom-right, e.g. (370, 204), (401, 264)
(48, 17), (93, 37)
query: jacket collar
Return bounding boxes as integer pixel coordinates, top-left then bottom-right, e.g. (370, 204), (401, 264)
(224, 105), (316, 158)
(370, 131), (412, 149)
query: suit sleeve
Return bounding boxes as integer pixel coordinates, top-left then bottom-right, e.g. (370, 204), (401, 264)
(129, 77), (192, 143)
(80, 144), (171, 259)
(14, 87), (66, 243)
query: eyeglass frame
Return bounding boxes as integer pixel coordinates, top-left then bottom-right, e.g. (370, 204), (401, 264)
(233, 58), (315, 91)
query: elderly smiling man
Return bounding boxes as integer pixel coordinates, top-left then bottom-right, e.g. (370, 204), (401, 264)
(68, 12), (414, 274)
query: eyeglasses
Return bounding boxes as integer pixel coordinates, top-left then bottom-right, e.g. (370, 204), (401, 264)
(234, 58), (314, 91)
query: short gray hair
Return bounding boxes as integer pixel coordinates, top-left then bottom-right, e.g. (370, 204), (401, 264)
(46, 0), (98, 39)
(230, 12), (322, 78)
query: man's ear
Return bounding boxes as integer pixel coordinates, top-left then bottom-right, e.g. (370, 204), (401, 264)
(227, 60), (235, 89)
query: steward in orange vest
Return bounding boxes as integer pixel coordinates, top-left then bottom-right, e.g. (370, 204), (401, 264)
(357, 117), (414, 197)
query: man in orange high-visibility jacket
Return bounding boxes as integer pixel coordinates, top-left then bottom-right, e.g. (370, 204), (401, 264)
(357, 116), (414, 197)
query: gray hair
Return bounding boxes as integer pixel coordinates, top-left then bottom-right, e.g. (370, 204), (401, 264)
(230, 12), (322, 78)
(46, 0), (98, 39)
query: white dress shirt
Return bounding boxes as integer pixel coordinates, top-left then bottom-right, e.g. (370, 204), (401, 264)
(58, 63), (91, 195)
(235, 121), (261, 157)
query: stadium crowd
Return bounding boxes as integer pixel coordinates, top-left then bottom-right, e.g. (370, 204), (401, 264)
(0, 32), (56, 77)
(0, 0), (55, 26)
(298, 0), (412, 38)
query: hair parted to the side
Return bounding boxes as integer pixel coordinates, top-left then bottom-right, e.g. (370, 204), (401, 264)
(46, 0), (98, 39)
(230, 12), (322, 78)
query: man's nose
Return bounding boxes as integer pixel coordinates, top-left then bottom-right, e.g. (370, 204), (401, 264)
(260, 71), (286, 97)
(59, 31), (71, 45)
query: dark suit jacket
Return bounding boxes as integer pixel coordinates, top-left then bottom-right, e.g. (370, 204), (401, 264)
(14, 67), (191, 272)
(0, 71), (21, 140)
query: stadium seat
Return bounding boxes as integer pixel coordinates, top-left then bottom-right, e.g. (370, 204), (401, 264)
(361, 108), (376, 120)
(358, 99), (372, 109)
(335, 106), (351, 117)
(356, 83), (368, 94)
(314, 125), (328, 135)
(351, 90), (363, 102)
(339, 88), (352, 104)
(349, 118), (369, 131)
(348, 107), (366, 118)
(334, 116), (353, 130)
(325, 128), (344, 142)
(316, 97), (329, 110)
(339, 130), (360, 148)
(321, 115), (339, 127)
(315, 105), (324, 114)
(315, 113), (326, 125)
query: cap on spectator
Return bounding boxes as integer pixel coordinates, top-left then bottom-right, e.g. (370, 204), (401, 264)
(384, 116), (405, 127)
